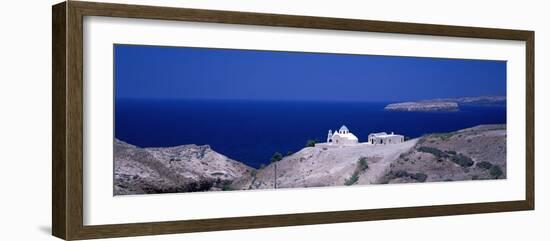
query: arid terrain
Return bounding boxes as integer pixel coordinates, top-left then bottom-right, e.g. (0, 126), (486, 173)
(114, 124), (506, 194)
(378, 124), (506, 184)
(114, 139), (254, 195)
(238, 140), (417, 189)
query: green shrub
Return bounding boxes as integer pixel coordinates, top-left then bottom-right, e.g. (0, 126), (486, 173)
(390, 171), (427, 182)
(286, 151), (294, 156)
(412, 173), (428, 182)
(450, 154), (474, 167)
(490, 165), (503, 178)
(445, 150), (457, 155)
(221, 183), (234, 191)
(344, 157), (370, 186)
(476, 161), (493, 170)
(394, 170), (409, 178)
(434, 133), (454, 141)
(305, 139), (317, 147)
(358, 157), (369, 171)
(417, 146), (449, 158)
(270, 152), (283, 163)
(344, 172), (359, 186)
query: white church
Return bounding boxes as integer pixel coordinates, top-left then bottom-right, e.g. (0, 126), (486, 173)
(317, 125), (404, 148)
(326, 125), (359, 146)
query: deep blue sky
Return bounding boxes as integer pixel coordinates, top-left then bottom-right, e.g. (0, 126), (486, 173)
(114, 44), (506, 102)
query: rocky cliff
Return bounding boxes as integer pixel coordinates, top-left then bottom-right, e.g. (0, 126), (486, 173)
(114, 139), (254, 195)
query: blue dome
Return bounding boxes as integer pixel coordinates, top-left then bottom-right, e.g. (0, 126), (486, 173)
(339, 125), (349, 132)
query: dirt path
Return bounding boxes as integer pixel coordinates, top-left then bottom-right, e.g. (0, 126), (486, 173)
(357, 139), (418, 184)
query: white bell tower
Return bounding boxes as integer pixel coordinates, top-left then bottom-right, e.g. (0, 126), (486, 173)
(327, 130), (333, 143)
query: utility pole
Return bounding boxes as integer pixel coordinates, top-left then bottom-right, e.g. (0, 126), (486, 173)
(274, 163), (277, 189)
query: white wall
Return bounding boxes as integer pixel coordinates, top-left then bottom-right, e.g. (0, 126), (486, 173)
(0, 0), (548, 240)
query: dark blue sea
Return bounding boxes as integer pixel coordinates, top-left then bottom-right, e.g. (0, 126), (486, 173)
(115, 99), (506, 168)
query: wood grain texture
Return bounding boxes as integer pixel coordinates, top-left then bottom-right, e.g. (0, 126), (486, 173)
(51, 1), (535, 240)
(525, 32), (535, 209)
(73, 201), (530, 240)
(52, 2), (67, 239)
(66, 1), (85, 240)
(72, 1), (533, 40)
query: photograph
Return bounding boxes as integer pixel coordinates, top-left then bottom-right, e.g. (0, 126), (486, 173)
(0, 0), (543, 240)
(113, 44), (507, 195)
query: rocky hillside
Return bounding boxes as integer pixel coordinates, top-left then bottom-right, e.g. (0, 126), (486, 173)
(236, 124), (506, 190)
(115, 124), (506, 194)
(378, 124), (506, 184)
(114, 139), (254, 195)
(236, 140), (417, 190)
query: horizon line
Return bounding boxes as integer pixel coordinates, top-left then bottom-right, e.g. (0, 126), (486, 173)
(114, 95), (507, 103)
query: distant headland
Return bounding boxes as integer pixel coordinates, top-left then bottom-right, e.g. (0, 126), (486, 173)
(384, 96), (506, 112)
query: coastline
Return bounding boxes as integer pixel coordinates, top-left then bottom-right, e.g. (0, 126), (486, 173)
(114, 124), (506, 195)
(116, 99), (506, 168)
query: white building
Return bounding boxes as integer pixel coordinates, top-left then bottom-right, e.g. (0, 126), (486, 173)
(327, 125), (359, 146)
(368, 132), (404, 145)
(316, 125), (404, 148)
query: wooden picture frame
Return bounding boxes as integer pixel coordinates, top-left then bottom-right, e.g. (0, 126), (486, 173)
(52, 1), (534, 240)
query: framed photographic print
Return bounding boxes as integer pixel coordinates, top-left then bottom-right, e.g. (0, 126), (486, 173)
(52, 1), (534, 240)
